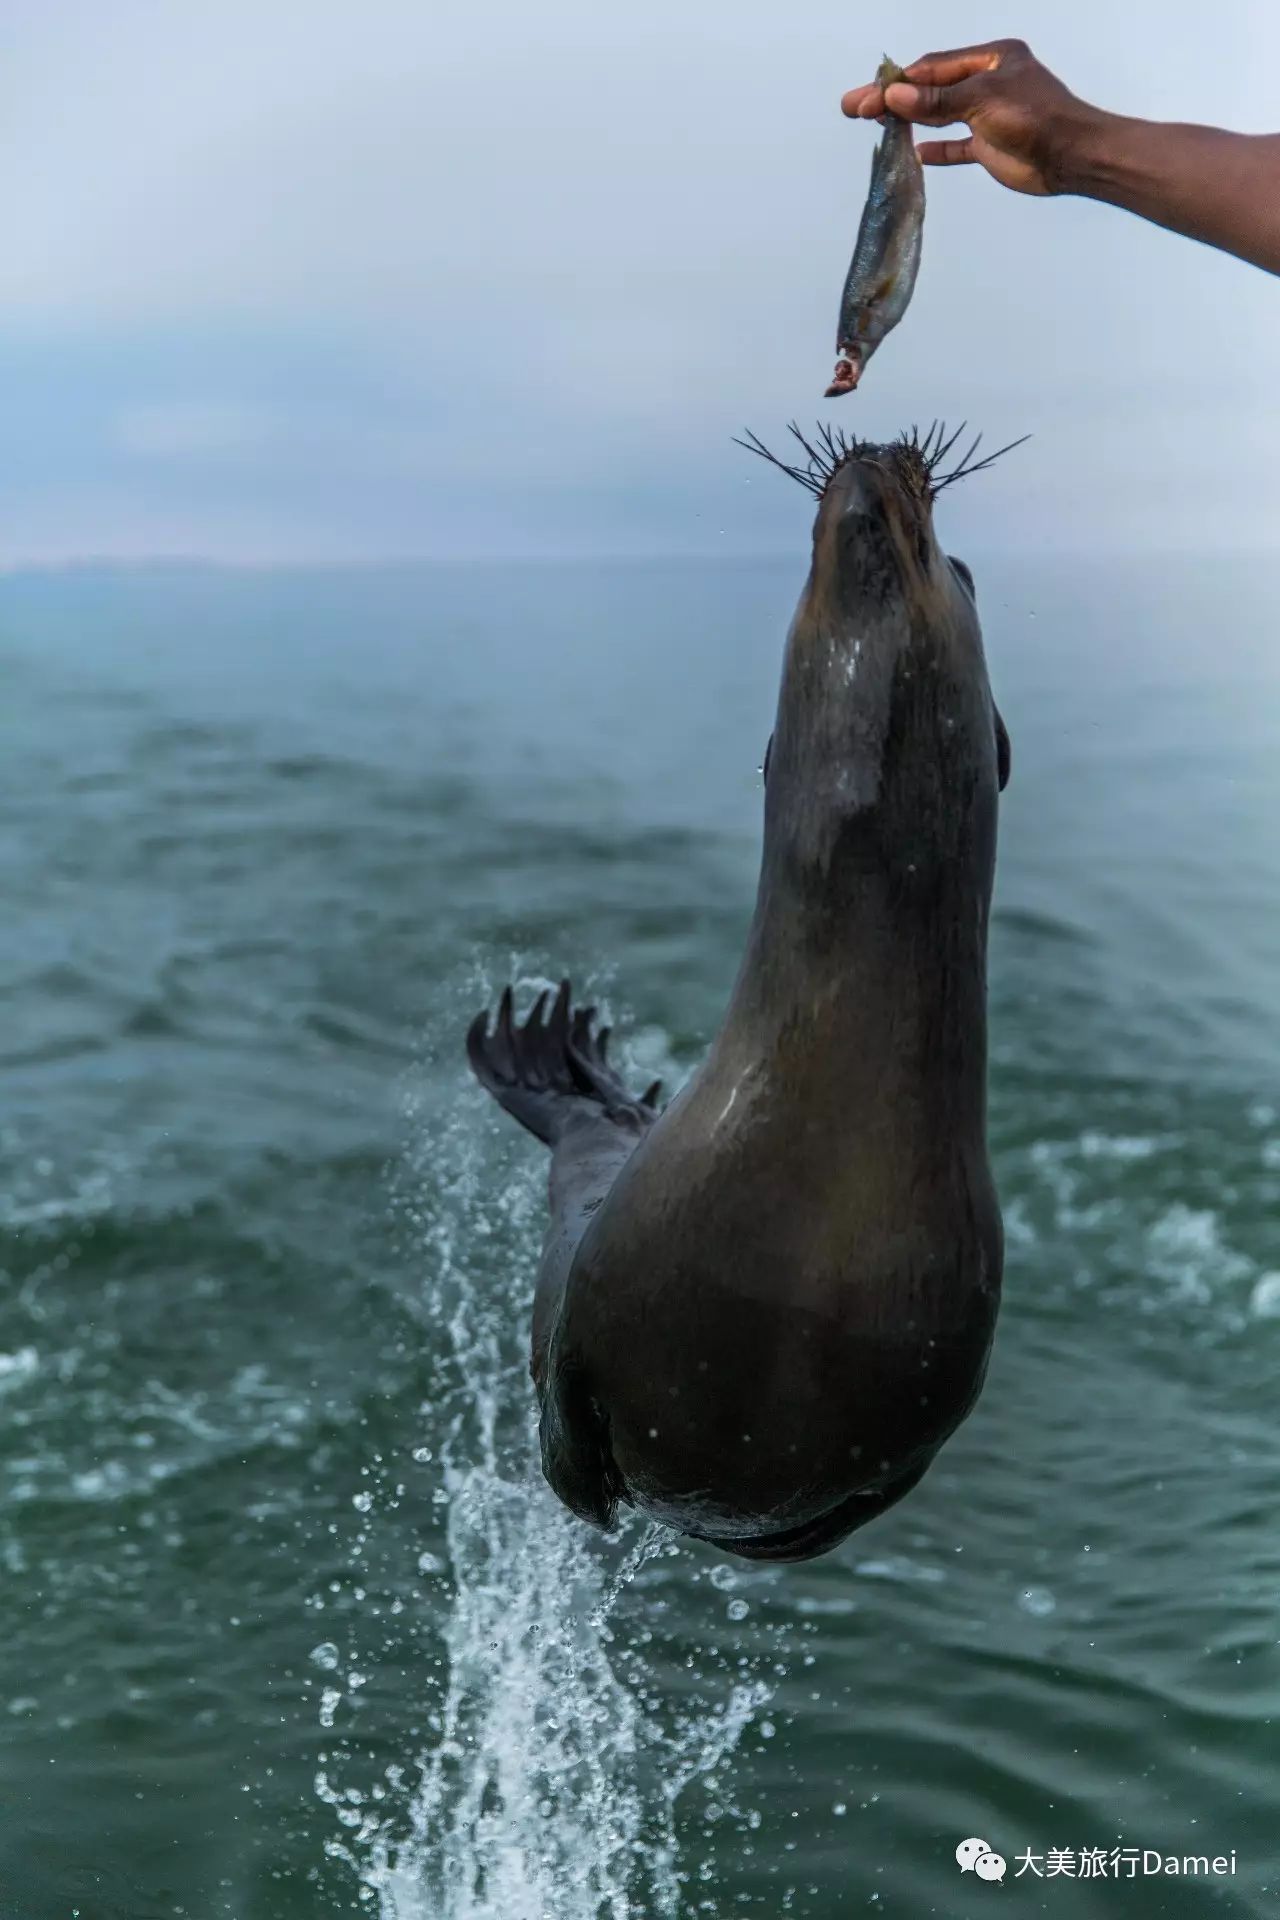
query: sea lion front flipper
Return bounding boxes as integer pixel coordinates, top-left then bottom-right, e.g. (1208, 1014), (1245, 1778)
(995, 707), (1011, 792)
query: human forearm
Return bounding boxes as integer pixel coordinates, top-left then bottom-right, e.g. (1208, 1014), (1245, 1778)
(843, 39), (1280, 277)
(1066, 113), (1280, 275)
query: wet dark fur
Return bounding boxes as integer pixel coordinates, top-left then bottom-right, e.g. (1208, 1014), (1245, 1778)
(468, 432), (1015, 1561)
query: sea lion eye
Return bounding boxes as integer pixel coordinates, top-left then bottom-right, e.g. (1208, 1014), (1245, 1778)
(948, 555), (976, 600)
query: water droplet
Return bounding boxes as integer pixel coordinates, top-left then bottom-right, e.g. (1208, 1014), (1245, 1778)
(309, 1643), (339, 1672)
(709, 1564), (739, 1592)
(727, 1599), (750, 1623)
(412, 1446), (433, 1463)
(1018, 1587), (1056, 1618)
(352, 1491), (373, 1514)
(1251, 1272), (1280, 1319)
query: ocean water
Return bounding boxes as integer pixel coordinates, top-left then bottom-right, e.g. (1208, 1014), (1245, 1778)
(2, 549), (1279, 1920)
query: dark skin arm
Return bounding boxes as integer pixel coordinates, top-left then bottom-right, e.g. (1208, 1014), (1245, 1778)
(842, 39), (1280, 277)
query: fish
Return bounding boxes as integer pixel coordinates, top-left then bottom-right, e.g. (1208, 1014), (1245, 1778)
(825, 56), (925, 397)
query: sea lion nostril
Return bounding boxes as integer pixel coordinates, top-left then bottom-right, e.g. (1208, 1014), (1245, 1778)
(839, 495), (879, 532)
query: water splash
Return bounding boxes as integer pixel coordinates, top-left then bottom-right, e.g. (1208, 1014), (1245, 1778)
(318, 983), (773, 1919)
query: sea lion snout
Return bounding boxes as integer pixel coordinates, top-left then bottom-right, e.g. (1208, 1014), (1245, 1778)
(821, 455), (900, 544)
(811, 452), (943, 621)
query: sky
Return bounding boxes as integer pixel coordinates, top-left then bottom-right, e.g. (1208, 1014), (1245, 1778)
(2, 0), (1279, 563)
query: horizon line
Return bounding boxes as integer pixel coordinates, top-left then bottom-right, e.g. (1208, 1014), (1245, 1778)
(3, 539), (1277, 578)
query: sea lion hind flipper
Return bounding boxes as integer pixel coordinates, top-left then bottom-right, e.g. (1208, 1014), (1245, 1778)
(538, 1363), (624, 1531)
(466, 979), (662, 1146)
(697, 1454), (933, 1564)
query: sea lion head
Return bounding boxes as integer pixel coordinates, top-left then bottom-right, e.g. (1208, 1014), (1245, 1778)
(743, 424), (1016, 885)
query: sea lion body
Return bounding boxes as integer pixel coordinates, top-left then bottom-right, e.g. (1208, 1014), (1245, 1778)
(470, 439), (1007, 1560)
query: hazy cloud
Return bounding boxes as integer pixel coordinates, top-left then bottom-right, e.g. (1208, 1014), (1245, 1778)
(2, 0), (1278, 560)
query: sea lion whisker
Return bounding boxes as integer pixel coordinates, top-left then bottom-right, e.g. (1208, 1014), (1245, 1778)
(786, 421), (836, 479)
(736, 421), (875, 499)
(923, 420), (947, 465)
(737, 419), (1028, 504)
(947, 432), (985, 486)
(816, 421), (851, 471)
(918, 420), (968, 472)
(932, 432), (1031, 493)
(732, 429), (826, 498)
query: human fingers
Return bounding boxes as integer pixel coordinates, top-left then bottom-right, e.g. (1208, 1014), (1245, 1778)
(916, 136), (979, 167)
(844, 38), (1024, 124)
(903, 41), (1017, 86)
(841, 82), (885, 119)
(882, 73), (985, 128)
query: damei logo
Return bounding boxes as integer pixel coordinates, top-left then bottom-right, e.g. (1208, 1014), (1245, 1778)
(956, 1837), (1007, 1883)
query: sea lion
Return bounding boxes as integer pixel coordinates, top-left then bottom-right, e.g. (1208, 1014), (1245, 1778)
(468, 425), (1011, 1562)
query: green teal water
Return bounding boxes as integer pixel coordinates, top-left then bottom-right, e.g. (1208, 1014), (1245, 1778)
(2, 553), (1279, 1920)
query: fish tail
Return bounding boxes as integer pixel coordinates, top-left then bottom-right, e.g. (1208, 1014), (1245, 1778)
(868, 53), (918, 178)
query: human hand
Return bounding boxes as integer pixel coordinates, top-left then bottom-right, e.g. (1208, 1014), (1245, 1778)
(841, 39), (1103, 197)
